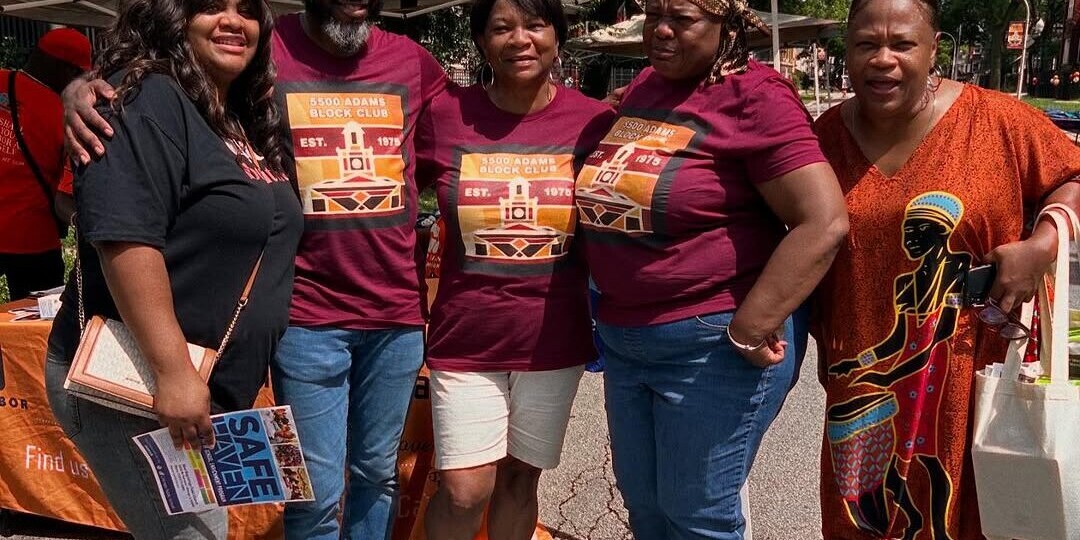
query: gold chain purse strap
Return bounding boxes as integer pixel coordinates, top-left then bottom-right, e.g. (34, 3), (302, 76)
(74, 213), (265, 360)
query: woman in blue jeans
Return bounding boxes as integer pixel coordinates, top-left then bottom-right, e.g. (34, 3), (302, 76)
(573, 0), (848, 537)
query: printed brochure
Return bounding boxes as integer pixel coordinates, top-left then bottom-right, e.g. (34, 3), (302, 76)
(133, 406), (314, 515)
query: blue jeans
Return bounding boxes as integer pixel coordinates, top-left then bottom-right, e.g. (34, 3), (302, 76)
(45, 349), (227, 539)
(598, 312), (795, 539)
(272, 326), (424, 540)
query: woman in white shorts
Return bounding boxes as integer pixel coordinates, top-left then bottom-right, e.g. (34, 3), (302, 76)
(413, 0), (614, 536)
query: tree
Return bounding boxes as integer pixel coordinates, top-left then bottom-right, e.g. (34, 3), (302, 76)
(0, 36), (28, 70)
(941, 0), (1021, 90)
(414, 6), (479, 68)
(941, 0), (1071, 91)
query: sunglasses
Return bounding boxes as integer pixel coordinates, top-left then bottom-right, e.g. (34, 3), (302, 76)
(976, 299), (1031, 340)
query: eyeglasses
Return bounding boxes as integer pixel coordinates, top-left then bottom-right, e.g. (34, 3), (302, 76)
(976, 299), (1030, 340)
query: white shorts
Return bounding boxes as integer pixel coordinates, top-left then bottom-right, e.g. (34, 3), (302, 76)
(430, 365), (585, 471)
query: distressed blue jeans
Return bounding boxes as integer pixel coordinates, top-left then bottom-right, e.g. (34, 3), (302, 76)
(598, 312), (795, 539)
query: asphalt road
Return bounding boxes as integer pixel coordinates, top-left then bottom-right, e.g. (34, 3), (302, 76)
(538, 343), (826, 540)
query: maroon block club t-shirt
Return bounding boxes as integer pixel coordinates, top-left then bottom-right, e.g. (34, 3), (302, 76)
(417, 84), (615, 372)
(575, 61), (826, 326)
(273, 15), (447, 329)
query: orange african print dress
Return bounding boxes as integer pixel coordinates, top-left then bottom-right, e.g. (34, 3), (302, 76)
(813, 85), (1080, 540)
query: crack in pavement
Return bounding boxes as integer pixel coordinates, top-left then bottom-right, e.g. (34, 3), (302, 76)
(551, 436), (631, 540)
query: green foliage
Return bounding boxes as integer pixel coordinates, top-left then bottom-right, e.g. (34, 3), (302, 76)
(419, 188), (438, 214)
(413, 6), (480, 68)
(0, 36), (29, 70)
(777, 0), (850, 21)
(1024, 96), (1080, 111)
(939, 0), (1075, 90)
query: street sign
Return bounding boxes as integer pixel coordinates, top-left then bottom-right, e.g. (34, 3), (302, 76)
(1007, 21), (1026, 49)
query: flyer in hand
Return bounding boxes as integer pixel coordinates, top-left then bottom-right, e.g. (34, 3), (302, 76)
(133, 406), (314, 515)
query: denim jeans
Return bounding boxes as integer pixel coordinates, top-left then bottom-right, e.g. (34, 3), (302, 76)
(272, 325), (424, 540)
(44, 348), (227, 540)
(598, 311), (795, 540)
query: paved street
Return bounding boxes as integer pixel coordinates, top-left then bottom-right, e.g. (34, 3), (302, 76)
(538, 344), (825, 540)
(6, 345), (825, 540)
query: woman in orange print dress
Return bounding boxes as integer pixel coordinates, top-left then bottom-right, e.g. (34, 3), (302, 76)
(813, 0), (1080, 539)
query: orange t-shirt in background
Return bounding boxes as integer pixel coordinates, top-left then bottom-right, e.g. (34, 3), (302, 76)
(0, 69), (69, 253)
(813, 85), (1080, 540)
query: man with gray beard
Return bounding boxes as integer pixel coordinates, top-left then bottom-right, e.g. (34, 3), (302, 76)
(63, 1), (448, 538)
(267, 2), (447, 538)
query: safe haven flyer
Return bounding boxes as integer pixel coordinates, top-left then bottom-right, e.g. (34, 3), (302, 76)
(133, 406), (315, 515)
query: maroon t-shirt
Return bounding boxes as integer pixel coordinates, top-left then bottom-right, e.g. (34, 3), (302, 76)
(417, 84), (615, 371)
(272, 16), (447, 329)
(575, 61), (825, 326)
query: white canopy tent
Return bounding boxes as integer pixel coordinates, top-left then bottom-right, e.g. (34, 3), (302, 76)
(0, 0), (474, 26)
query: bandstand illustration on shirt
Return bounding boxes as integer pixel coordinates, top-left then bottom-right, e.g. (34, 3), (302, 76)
(303, 122), (403, 216)
(470, 176), (569, 262)
(576, 142), (654, 234)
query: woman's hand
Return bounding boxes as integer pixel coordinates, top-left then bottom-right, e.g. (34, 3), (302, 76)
(154, 368), (215, 450)
(602, 86), (627, 108)
(62, 77), (116, 165)
(985, 235), (1056, 314)
(728, 325), (787, 368)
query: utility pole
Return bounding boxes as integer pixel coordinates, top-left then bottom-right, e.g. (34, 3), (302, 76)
(1018, 0), (1032, 99)
(1065, 0), (1077, 68)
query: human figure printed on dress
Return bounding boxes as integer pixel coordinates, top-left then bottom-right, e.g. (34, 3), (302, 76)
(827, 192), (971, 540)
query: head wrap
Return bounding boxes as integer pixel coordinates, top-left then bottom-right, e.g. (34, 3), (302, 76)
(905, 192), (964, 231)
(686, 0), (770, 34)
(637, 0), (771, 83)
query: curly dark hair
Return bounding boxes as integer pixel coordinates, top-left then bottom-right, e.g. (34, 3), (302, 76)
(96, 0), (285, 173)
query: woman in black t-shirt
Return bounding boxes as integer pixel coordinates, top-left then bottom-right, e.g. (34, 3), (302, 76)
(44, 1), (302, 538)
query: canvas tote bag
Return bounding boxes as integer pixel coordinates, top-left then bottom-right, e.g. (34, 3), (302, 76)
(972, 204), (1080, 540)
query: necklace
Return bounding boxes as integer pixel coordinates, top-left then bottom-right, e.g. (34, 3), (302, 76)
(849, 89), (938, 153)
(487, 81), (555, 114)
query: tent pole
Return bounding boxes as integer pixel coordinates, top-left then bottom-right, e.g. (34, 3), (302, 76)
(813, 42), (821, 118)
(771, 0), (781, 70)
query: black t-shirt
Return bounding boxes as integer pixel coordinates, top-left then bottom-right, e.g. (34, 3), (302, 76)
(52, 73), (303, 412)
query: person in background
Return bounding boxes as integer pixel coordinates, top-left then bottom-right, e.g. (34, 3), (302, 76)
(0, 28), (90, 300)
(45, 0), (302, 538)
(414, 0), (613, 537)
(813, 0), (1080, 538)
(573, 0), (849, 537)
(63, 0), (449, 536)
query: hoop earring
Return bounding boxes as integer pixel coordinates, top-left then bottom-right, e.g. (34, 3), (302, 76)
(927, 65), (942, 93)
(481, 61), (495, 89)
(550, 53), (563, 84)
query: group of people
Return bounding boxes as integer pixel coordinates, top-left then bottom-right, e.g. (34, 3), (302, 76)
(27, 0), (1079, 538)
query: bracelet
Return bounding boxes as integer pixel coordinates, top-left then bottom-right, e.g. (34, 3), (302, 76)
(726, 325), (766, 352)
